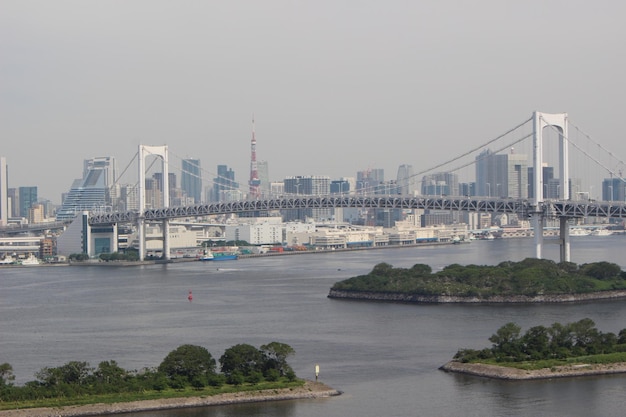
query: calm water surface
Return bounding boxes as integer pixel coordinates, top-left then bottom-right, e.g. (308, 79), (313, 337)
(2, 236), (626, 416)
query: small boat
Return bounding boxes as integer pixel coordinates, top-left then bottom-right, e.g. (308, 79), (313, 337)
(592, 228), (613, 236)
(199, 250), (214, 261)
(569, 228), (591, 236)
(20, 254), (40, 265)
(0, 255), (16, 265)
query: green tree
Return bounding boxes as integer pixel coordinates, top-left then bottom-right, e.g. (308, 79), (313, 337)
(220, 344), (264, 377)
(35, 361), (92, 386)
(522, 325), (550, 359)
(158, 344), (216, 383)
(489, 322), (522, 359)
(93, 360), (127, 385)
(260, 342), (295, 376)
(371, 263), (394, 276)
(0, 363), (15, 386)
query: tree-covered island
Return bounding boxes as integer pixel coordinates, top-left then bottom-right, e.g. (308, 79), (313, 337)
(328, 258), (626, 303)
(0, 342), (339, 415)
(440, 318), (626, 380)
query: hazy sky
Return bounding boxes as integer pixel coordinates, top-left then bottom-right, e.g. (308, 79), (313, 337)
(2, 0), (625, 203)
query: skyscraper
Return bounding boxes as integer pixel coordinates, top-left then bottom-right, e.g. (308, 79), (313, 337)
(19, 186), (38, 218)
(475, 149), (507, 197)
(257, 160), (270, 197)
(283, 176), (331, 221)
(56, 157), (116, 220)
(0, 157), (7, 225)
(212, 165), (238, 202)
(181, 159), (202, 203)
(396, 164), (416, 195)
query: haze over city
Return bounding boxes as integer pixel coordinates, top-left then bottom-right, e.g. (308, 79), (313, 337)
(2, 0), (625, 203)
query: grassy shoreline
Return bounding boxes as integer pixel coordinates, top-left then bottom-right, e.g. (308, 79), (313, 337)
(440, 360), (626, 380)
(0, 380), (340, 417)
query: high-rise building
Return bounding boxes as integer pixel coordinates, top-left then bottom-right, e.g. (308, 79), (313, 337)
(181, 159), (202, 203)
(7, 188), (18, 219)
(473, 148), (528, 199)
(0, 157), (7, 225)
(56, 157), (116, 220)
(506, 150), (528, 199)
(257, 160), (270, 197)
(528, 165), (554, 199)
(396, 164), (416, 195)
(19, 186), (38, 218)
(475, 149), (507, 197)
(283, 176), (331, 221)
(356, 169), (384, 194)
(212, 165), (238, 202)
(602, 178), (626, 202)
(421, 172), (459, 196)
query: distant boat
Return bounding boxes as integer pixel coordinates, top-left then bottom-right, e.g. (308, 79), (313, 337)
(591, 228), (613, 236)
(20, 254), (40, 266)
(0, 255), (16, 265)
(199, 250), (214, 261)
(570, 228), (591, 236)
(199, 250), (238, 261)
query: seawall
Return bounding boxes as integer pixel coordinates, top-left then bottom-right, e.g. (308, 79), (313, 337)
(327, 289), (626, 303)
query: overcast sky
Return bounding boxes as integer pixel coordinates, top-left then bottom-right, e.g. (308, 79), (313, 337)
(2, 0), (625, 203)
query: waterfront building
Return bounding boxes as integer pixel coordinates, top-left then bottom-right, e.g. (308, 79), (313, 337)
(56, 157), (116, 220)
(225, 217), (283, 245)
(181, 158), (202, 203)
(0, 157), (7, 226)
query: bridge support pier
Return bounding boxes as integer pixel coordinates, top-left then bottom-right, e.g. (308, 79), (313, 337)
(559, 217), (571, 263)
(138, 218), (145, 261)
(162, 219), (170, 261)
(533, 212), (544, 259)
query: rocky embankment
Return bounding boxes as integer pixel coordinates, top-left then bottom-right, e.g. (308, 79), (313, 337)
(440, 360), (626, 380)
(0, 381), (340, 417)
(327, 289), (626, 303)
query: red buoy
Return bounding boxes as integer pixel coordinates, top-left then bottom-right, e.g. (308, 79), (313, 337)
(188, 290), (193, 302)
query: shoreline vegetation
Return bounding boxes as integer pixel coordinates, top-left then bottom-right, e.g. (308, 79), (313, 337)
(0, 343), (341, 415)
(441, 319), (626, 380)
(328, 258), (626, 303)
(0, 380), (340, 417)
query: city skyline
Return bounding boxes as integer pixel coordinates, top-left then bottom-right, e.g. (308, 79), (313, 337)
(2, 1), (626, 203)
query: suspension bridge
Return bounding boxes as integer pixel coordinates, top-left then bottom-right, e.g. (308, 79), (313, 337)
(84, 111), (626, 262)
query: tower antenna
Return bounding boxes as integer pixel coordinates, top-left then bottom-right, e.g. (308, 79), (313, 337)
(248, 114), (261, 198)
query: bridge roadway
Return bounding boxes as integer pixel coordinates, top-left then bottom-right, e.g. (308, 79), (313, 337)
(88, 195), (626, 225)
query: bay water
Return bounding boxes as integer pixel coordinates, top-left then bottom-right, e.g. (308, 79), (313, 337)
(2, 236), (626, 416)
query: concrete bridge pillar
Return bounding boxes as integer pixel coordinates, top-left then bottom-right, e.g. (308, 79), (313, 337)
(559, 217), (571, 263)
(162, 219), (170, 261)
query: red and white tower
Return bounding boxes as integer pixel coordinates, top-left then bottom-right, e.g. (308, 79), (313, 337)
(248, 115), (261, 198)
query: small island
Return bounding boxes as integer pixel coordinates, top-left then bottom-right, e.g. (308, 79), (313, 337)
(440, 319), (626, 380)
(328, 258), (626, 303)
(0, 342), (339, 416)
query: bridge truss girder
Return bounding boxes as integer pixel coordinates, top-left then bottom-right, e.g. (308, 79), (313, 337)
(88, 196), (626, 226)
